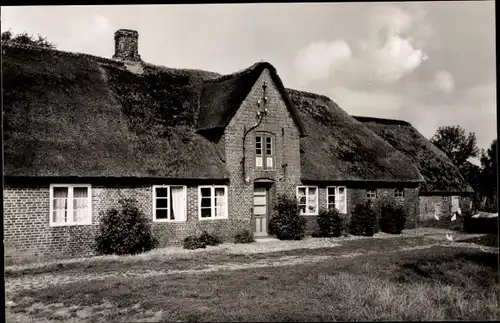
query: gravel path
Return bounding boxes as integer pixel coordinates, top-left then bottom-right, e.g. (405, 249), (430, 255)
(6, 235), (495, 297)
(5, 229), (496, 323)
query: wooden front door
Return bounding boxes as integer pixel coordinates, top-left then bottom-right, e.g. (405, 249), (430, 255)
(434, 202), (442, 217)
(253, 185), (269, 236)
(451, 196), (460, 214)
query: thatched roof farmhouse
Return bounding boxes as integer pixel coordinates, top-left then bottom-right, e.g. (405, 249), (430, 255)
(2, 29), (473, 261)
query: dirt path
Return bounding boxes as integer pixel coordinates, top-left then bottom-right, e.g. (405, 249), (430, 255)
(6, 239), (496, 297)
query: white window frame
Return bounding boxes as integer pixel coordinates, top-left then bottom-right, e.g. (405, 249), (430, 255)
(152, 185), (187, 222)
(296, 186), (319, 216)
(394, 188), (404, 198)
(326, 186), (347, 214)
(255, 133), (274, 170)
(198, 185), (229, 220)
(49, 184), (92, 227)
(366, 189), (377, 199)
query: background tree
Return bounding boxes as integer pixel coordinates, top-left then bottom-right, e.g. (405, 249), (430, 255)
(478, 139), (497, 212)
(1, 30), (56, 49)
(430, 125), (480, 171)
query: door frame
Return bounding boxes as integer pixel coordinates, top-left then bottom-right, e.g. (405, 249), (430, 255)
(253, 181), (273, 237)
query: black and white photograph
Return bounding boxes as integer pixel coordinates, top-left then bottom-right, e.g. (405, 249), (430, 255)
(2, 1), (498, 322)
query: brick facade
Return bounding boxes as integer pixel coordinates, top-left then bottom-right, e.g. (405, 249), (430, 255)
(3, 184), (251, 262)
(418, 195), (473, 221)
(300, 186), (420, 233)
(224, 68), (302, 232)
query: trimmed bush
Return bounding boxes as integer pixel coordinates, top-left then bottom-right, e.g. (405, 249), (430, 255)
(269, 194), (306, 240)
(183, 235), (206, 250)
(234, 229), (255, 244)
(316, 208), (343, 237)
(95, 198), (158, 255)
(199, 231), (222, 246)
(379, 201), (407, 234)
(350, 200), (377, 236)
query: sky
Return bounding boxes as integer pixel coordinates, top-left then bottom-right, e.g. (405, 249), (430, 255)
(2, 2), (496, 162)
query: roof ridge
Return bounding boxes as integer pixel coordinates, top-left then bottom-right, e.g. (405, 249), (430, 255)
(1, 41), (126, 67)
(141, 62), (222, 78)
(353, 115), (412, 126)
(205, 61), (274, 83)
(286, 88), (335, 103)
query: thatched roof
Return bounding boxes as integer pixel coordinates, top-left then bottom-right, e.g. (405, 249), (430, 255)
(288, 90), (424, 183)
(2, 43), (227, 179)
(3, 42), (429, 185)
(198, 62), (306, 136)
(353, 116), (473, 193)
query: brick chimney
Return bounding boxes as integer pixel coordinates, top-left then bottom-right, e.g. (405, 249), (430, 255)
(113, 29), (141, 62)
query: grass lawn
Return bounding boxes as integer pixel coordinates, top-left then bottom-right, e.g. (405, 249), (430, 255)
(6, 233), (499, 322)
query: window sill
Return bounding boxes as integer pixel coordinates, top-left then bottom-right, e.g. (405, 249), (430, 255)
(198, 217), (228, 221)
(50, 222), (93, 227)
(299, 213), (318, 216)
(153, 219), (187, 223)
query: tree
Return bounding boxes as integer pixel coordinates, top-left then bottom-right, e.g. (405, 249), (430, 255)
(479, 139), (497, 198)
(430, 125), (480, 171)
(1, 30), (56, 49)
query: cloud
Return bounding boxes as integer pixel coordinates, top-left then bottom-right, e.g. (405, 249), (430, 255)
(328, 86), (403, 117)
(93, 14), (113, 32)
(293, 40), (351, 83)
(432, 70), (455, 94)
(293, 5), (428, 88)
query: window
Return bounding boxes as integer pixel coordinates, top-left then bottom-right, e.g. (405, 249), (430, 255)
(394, 189), (404, 198)
(297, 186), (318, 215)
(327, 186), (347, 214)
(153, 185), (187, 222)
(50, 184), (92, 226)
(255, 134), (274, 169)
(366, 189), (377, 199)
(198, 186), (228, 220)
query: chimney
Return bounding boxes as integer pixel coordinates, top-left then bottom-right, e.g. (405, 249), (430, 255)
(113, 29), (141, 62)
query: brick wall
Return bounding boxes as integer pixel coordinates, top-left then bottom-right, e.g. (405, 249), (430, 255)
(224, 68), (302, 231)
(4, 185), (99, 262)
(4, 183), (249, 262)
(297, 185), (420, 233)
(418, 194), (473, 221)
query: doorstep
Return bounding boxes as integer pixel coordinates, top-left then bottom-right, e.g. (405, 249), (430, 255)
(254, 236), (279, 243)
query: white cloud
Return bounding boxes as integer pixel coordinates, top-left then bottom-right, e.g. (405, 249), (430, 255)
(328, 86), (403, 117)
(432, 70), (455, 94)
(293, 5), (428, 87)
(93, 14), (113, 32)
(293, 40), (351, 83)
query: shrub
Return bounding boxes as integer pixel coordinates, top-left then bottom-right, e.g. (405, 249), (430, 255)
(463, 213), (499, 234)
(234, 229), (255, 244)
(199, 231), (222, 246)
(95, 198), (158, 255)
(183, 235), (206, 250)
(311, 228), (322, 238)
(317, 208), (343, 237)
(268, 194), (306, 240)
(379, 200), (407, 234)
(350, 200), (377, 236)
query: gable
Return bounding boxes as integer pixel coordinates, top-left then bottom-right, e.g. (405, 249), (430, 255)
(197, 62), (306, 137)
